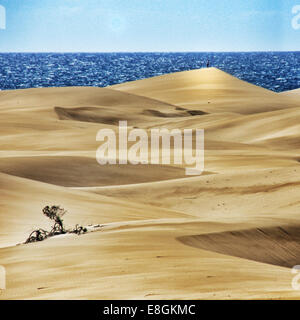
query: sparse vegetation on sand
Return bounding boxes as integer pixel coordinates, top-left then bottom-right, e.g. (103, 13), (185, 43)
(25, 206), (87, 244)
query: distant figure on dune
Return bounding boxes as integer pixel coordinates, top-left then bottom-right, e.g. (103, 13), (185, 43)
(206, 60), (210, 68)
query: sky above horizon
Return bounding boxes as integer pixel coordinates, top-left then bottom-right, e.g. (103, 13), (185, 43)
(0, 0), (299, 52)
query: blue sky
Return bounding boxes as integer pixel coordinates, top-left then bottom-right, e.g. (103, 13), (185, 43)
(0, 0), (299, 52)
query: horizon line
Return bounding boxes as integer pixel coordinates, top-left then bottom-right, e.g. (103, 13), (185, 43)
(0, 50), (300, 54)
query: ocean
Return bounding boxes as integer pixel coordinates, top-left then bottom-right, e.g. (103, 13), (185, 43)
(0, 52), (300, 92)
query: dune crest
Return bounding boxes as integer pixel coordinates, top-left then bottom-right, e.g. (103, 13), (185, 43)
(112, 68), (300, 114)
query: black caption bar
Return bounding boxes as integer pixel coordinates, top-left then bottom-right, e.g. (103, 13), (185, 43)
(0, 300), (293, 319)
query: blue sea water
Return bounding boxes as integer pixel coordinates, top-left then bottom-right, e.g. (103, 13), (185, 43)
(0, 52), (300, 92)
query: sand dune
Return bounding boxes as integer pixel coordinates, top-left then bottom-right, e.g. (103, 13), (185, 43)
(0, 172), (190, 248)
(0, 86), (191, 132)
(2, 219), (300, 300)
(0, 156), (187, 187)
(281, 88), (300, 98)
(178, 225), (300, 268)
(202, 107), (300, 147)
(112, 68), (300, 114)
(0, 86), (175, 111)
(87, 166), (300, 220)
(1, 68), (300, 300)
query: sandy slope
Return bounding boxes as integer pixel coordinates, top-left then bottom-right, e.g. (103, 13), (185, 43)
(2, 220), (300, 300)
(1, 68), (300, 300)
(178, 224), (300, 269)
(0, 172), (190, 248)
(281, 88), (300, 98)
(112, 68), (300, 114)
(0, 157), (187, 187)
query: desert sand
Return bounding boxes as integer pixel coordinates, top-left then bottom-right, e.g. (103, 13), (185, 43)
(0, 67), (300, 299)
